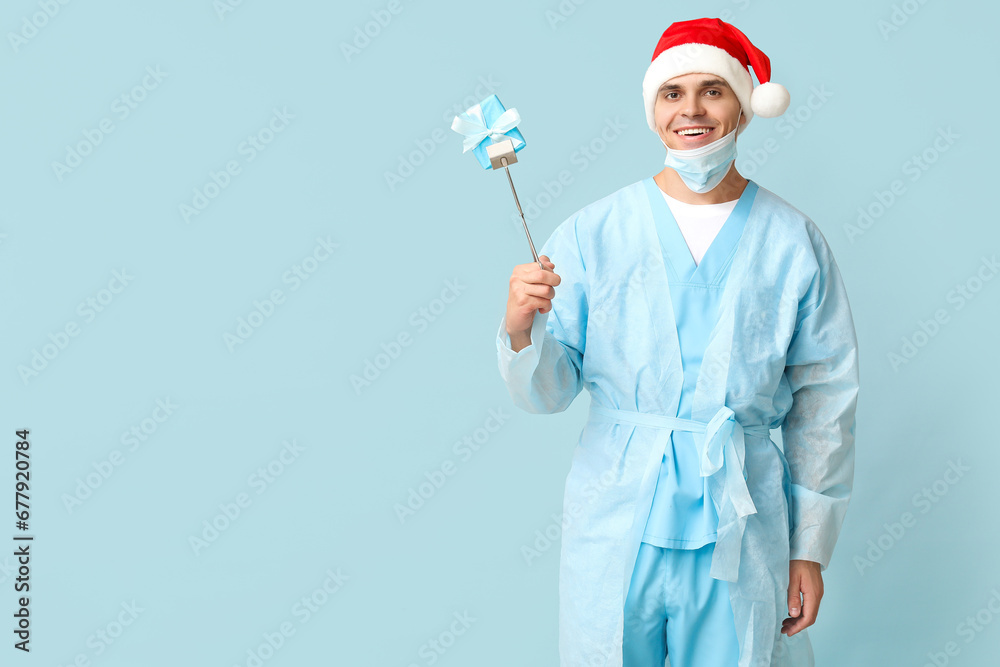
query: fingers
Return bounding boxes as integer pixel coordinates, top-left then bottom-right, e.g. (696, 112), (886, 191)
(787, 585), (801, 619)
(521, 282), (556, 301)
(782, 571), (803, 636)
(506, 255), (560, 327)
(514, 287), (554, 318)
(533, 255), (557, 275)
(511, 257), (560, 287)
(520, 295), (552, 315)
(782, 592), (818, 636)
(800, 589), (820, 626)
(781, 569), (822, 637)
(529, 264), (559, 286)
(781, 616), (805, 636)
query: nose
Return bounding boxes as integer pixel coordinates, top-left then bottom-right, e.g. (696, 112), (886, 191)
(680, 94), (705, 119)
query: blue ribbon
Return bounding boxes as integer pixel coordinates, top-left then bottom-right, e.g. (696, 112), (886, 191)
(450, 102), (524, 153)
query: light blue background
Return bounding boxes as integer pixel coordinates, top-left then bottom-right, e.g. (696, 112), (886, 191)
(2, 0), (998, 665)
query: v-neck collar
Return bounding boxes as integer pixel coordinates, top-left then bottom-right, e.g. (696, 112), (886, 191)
(643, 177), (759, 286)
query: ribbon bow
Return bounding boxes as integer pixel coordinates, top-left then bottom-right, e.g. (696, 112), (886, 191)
(450, 103), (524, 154)
(700, 405), (758, 519)
(699, 406), (765, 582)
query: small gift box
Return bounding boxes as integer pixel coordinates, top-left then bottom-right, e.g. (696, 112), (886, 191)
(450, 94), (525, 170)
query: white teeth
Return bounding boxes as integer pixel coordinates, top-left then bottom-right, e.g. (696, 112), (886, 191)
(676, 128), (711, 135)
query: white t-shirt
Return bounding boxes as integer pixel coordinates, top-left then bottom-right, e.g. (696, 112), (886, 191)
(661, 190), (738, 266)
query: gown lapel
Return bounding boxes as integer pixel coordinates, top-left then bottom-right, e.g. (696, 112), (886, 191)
(638, 176), (760, 411)
(643, 177), (759, 286)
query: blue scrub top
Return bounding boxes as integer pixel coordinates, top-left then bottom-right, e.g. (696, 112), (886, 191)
(640, 177), (759, 550)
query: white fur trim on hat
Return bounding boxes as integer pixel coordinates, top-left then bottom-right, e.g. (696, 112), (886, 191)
(642, 42), (754, 133)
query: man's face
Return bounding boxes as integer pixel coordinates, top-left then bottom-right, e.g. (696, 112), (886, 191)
(654, 72), (746, 151)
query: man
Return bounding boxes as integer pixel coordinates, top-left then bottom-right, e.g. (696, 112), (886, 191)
(496, 17), (858, 667)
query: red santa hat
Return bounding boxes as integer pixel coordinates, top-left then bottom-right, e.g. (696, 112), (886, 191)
(642, 18), (790, 133)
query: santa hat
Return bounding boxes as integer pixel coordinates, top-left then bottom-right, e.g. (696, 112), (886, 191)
(642, 18), (789, 133)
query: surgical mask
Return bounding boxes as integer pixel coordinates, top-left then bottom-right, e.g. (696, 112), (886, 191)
(659, 108), (741, 193)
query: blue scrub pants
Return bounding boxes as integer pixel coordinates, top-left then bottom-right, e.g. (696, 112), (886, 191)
(623, 541), (740, 667)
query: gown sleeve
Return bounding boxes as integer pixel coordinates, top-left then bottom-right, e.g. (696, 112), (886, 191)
(495, 215), (589, 414)
(780, 223), (860, 570)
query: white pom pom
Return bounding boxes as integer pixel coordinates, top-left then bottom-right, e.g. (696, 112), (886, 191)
(750, 82), (790, 118)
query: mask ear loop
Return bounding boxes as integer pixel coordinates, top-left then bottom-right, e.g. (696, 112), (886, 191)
(724, 104), (744, 182)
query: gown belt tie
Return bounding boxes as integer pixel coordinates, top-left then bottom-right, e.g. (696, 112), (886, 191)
(588, 404), (772, 583)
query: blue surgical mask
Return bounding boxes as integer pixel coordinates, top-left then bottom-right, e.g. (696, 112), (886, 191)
(659, 109), (741, 193)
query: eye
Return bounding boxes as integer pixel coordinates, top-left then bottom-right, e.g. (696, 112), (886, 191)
(705, 89), (721, 97)
(662, 91), (679, 100)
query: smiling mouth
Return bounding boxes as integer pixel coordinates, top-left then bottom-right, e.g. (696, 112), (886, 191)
(674, 127), (714, 136)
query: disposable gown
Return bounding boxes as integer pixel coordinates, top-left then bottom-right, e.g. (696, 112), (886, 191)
(496, 176), (859, 667)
